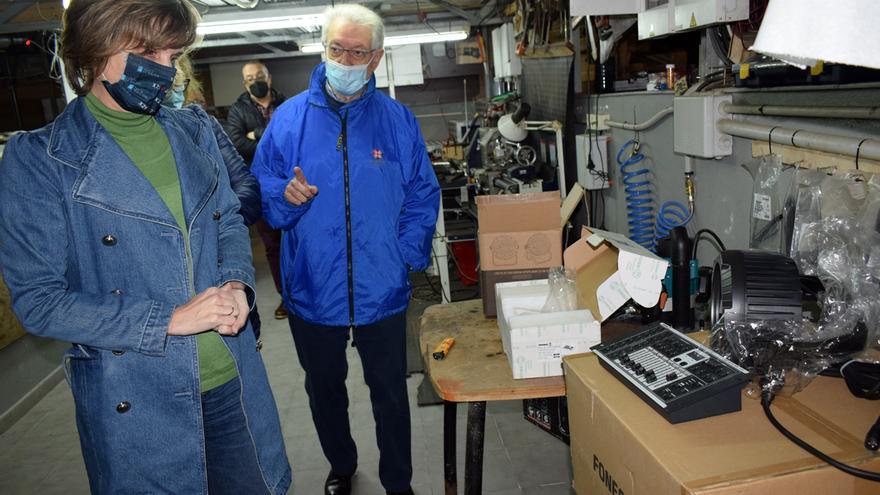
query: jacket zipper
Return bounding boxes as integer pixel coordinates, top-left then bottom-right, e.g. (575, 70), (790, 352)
(339, 110), (355, 331)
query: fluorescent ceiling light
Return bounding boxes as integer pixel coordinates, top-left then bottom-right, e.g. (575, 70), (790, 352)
(384, 30), (468, 47)
(300, 30), (468, 53)
(197, 15), (324, 35)
(300, 43), (325, 54)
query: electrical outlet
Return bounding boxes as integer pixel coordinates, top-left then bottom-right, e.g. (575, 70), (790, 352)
(589, 113), (611, 131)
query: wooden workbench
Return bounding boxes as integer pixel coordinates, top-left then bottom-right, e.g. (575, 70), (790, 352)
(419, 299), (566, 495)
(419, 299), (566, 402)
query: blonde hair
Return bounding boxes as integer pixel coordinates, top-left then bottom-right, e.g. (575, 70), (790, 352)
(174, 55), (205, 106)
(61, 0), (200, 96)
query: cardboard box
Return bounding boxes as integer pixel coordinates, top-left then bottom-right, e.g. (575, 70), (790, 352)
(495, 279), (601, 379)
(477, 192), (563, 272)
(563, 227), (668, 321)
(455, 40), (482, 64)
(480, 268), (549, 317)
(564, 353), (880, 495)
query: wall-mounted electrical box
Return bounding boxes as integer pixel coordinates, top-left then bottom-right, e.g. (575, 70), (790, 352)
(638, 0), (749, 40)
(492, 23), (522, 80)
(576, 134), (611, 190)
(673, 94), (732, 158)
(570, 0), (643, 15)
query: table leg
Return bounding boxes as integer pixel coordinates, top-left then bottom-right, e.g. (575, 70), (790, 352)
(443, 401), (457, 495)
(465, 401), (487, 495)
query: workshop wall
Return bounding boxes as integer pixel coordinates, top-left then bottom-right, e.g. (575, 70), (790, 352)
(591, 86), (880, 268)
(209, 55), (321, 107)
(207, 41), (483, 143)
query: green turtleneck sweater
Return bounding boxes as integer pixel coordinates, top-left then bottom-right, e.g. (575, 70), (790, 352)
(84, 93), (237, 393)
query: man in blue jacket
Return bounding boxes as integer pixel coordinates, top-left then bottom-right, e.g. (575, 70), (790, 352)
(251, 4), (440, 495)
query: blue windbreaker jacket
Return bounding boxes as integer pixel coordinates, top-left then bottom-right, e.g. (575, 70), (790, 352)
(252, 63), (440, 327)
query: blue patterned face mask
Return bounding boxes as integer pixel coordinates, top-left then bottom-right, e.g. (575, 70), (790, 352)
(325, 59), (371, 96)
(102, 53), (176, 115)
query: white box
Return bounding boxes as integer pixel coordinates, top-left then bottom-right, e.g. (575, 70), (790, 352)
(638, 4), (674, 40)
(575, 134), (610, 190)
(375, 45), (424, 88)
(674, 0), (748, 32)
(638, 0), (749, 39)
(491, 23), (522, 80)
(570, 0), (642, 16)
(496, 280), (601, 379)
(673, 94), (732, 158)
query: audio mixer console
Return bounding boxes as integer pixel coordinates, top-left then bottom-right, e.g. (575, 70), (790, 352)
(591, 322), (751, 424)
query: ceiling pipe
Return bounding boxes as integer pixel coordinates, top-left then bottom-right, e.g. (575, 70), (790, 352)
(721, 102), (880, 120)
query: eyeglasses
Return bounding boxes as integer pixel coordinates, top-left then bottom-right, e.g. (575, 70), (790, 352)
(244, 73), (268, 84)
(325, 43), (375, 63)
(173, 78), (190, 92)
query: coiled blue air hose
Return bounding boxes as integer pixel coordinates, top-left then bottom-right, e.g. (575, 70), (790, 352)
(617, 139), (692, 252)
(655, 200), (692, 243)
(617, 139), (655, 250)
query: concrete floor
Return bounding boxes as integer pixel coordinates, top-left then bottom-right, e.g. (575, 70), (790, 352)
(0, 237), (575, 494)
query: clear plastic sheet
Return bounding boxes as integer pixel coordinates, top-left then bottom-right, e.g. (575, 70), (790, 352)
(749, 155), (784, 252)
(789, 169), (828, 275)
(542, 267), (577, 313)
(715, 169), (880, 396)
(712, 316), (850, 396)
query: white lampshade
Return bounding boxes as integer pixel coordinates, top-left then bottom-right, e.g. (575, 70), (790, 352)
(750, 0), (880, 69)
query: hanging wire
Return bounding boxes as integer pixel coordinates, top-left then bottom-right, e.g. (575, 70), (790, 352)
(855, 138), (869, 171)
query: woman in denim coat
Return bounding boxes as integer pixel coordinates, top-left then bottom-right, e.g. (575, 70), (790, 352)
(0, 1), (290, 493)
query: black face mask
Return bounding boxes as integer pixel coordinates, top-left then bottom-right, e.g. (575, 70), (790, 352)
(249, 81), (269, 99)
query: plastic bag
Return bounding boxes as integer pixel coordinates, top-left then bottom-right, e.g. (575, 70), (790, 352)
(541, 267), (577, 313)
(789, 169), (827, 274)
(749, 155), (784, 252)
(711, 315), (846, 396)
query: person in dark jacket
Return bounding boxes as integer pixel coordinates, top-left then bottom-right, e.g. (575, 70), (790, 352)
(164, 55), (265, 338)
(251, 4), (439, 495)
(225, 60), (288, 320)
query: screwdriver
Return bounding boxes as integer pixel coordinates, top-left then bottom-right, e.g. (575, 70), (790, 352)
(432, 337), (455, 360)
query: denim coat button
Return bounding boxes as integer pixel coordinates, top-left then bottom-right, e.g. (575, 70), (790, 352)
(213, 210), (221, 220)
(110, 289), (123, 295)
(102, 235), (117, 246)
(116, 401), (131, 413)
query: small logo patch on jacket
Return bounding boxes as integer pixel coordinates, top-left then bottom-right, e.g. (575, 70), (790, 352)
(372, 149), (383, 160)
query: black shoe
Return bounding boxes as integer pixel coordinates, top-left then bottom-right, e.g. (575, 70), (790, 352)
(274, 301), (288, 319)
(386, 489), (414, 495)
(324, 471), (353, 495)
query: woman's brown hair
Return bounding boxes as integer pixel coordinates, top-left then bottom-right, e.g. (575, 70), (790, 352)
(61, 0), (201, 96)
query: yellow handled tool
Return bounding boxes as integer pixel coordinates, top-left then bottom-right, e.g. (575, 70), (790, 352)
(432, 337), (455, 360)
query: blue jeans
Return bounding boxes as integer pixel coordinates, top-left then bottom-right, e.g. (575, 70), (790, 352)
(203, 378), (271, 494)
(288, 312), (412, 492)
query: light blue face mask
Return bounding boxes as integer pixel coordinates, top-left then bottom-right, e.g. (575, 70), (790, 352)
(325, 58), (371, 96)
(163, 88), (185, 109)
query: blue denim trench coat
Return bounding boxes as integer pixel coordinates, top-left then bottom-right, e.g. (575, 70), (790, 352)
(0, 98), (291, 494)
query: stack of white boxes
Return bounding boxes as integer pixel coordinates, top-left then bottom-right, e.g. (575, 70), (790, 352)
(496, 279), (601, 379)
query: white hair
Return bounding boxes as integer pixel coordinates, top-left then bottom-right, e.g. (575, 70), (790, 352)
(321, 4), (385, 50)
